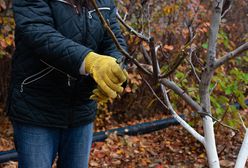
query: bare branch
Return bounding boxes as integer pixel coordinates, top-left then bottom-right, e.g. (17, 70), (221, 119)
(90, 0), (153, 76)
(142, 75), (205, 143)
(160, 79), (203, 112)
(142, 77), (168, 110)
(140, 44), (152, 64)
(143, 35), (205, 143)
(161, 84), (205, 144)
(209, 82), (218, 94)
(116, 11), (150, 42)
(159, 50), (188, 78)
(214, 119), (239, 132)
(214, 42), (248, 69)
(187, 19), (201, 82)
(158, 34), (196, 79)
(238, 112), (247, 130)
(221, 0), (233, 19)
(187, 57), (201, 83)
(161, 76), (237, 132)
(150, 78), (238, 144)
(150, 37), (159, 80)
(186, 42), (201, 82)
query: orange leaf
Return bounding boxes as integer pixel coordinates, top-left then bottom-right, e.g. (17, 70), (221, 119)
(163, 44), (174, 51)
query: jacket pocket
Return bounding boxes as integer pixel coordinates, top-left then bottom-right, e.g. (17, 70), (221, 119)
(20, 66), (54, 93)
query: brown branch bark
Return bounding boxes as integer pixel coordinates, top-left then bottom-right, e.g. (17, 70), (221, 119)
(90, 0), (152, 76)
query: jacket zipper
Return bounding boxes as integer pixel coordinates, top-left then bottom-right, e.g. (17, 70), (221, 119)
(20, 67), (54, 92)
(40, 59), (77, 81)
(19, 60), (77, 92)
(88, 7), (111, 19)
(55, 0), (79, 14)
(54, 0), (111, 18)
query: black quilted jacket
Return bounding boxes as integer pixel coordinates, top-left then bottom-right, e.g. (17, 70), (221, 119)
(7, 0), (127, 128)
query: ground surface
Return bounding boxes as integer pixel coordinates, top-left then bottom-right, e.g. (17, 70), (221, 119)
(0, 107), (248, 168)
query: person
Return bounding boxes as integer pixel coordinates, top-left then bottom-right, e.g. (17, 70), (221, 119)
(6, 0), (128, 167)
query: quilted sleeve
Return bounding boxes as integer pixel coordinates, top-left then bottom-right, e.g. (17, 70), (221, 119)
(13, 0), (92, 77)
(100, 3), (128, 60)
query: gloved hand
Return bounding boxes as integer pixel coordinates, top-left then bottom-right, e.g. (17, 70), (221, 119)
(85, 52), (128, 100)
(90, 86), (111, 105)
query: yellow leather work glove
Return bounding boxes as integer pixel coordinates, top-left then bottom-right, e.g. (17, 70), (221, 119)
(90, 86), (110, 105)
(85, 52), (128, 100)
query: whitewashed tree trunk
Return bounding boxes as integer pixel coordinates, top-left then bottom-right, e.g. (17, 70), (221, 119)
(199, 0), (223, 167)
(202, 116), (220, 167)
(235, 129), (248, 168)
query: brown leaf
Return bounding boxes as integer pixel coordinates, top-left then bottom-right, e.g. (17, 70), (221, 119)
(220, 160), (234, 167)
(89, 161), (99, 167)
(163, 44), (174, 51)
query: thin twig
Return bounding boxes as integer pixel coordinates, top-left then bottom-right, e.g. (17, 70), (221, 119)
(216, 119), (239, 132)
(186, 0), (202, 29)
(142, 77), (168, 110)
(187, 57), (201, 83)
(221, 0), (233, 19)
(90, 0), (152, 76)
(116, 11), (150, 42)
(158, 35), (196, 78)
(140, 44), (152, 64)
(209, 82), (218, 94)
(238, 112), (247, 130)
(186, 17), (201, 83)
(215, 97), (233, 132)
(197, 111), (238, 132)
(147, 1), (151, 38)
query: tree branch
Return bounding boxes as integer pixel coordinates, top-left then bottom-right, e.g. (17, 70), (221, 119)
(160, 79), (203, 112)
(140, 44), (152, 64)
(90, 0), (152, 76)
(160, 84), (205, 143)
(221, 0), (233, 19)
(158, 34), (196, 79)
(214, 42), (248, 69)
(142, 75), (205, 144)
(186, 18), (201, 83)
(150, 37), (159, 80)
(238, 112), (247, 130)
(116, 11), (150, 42)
